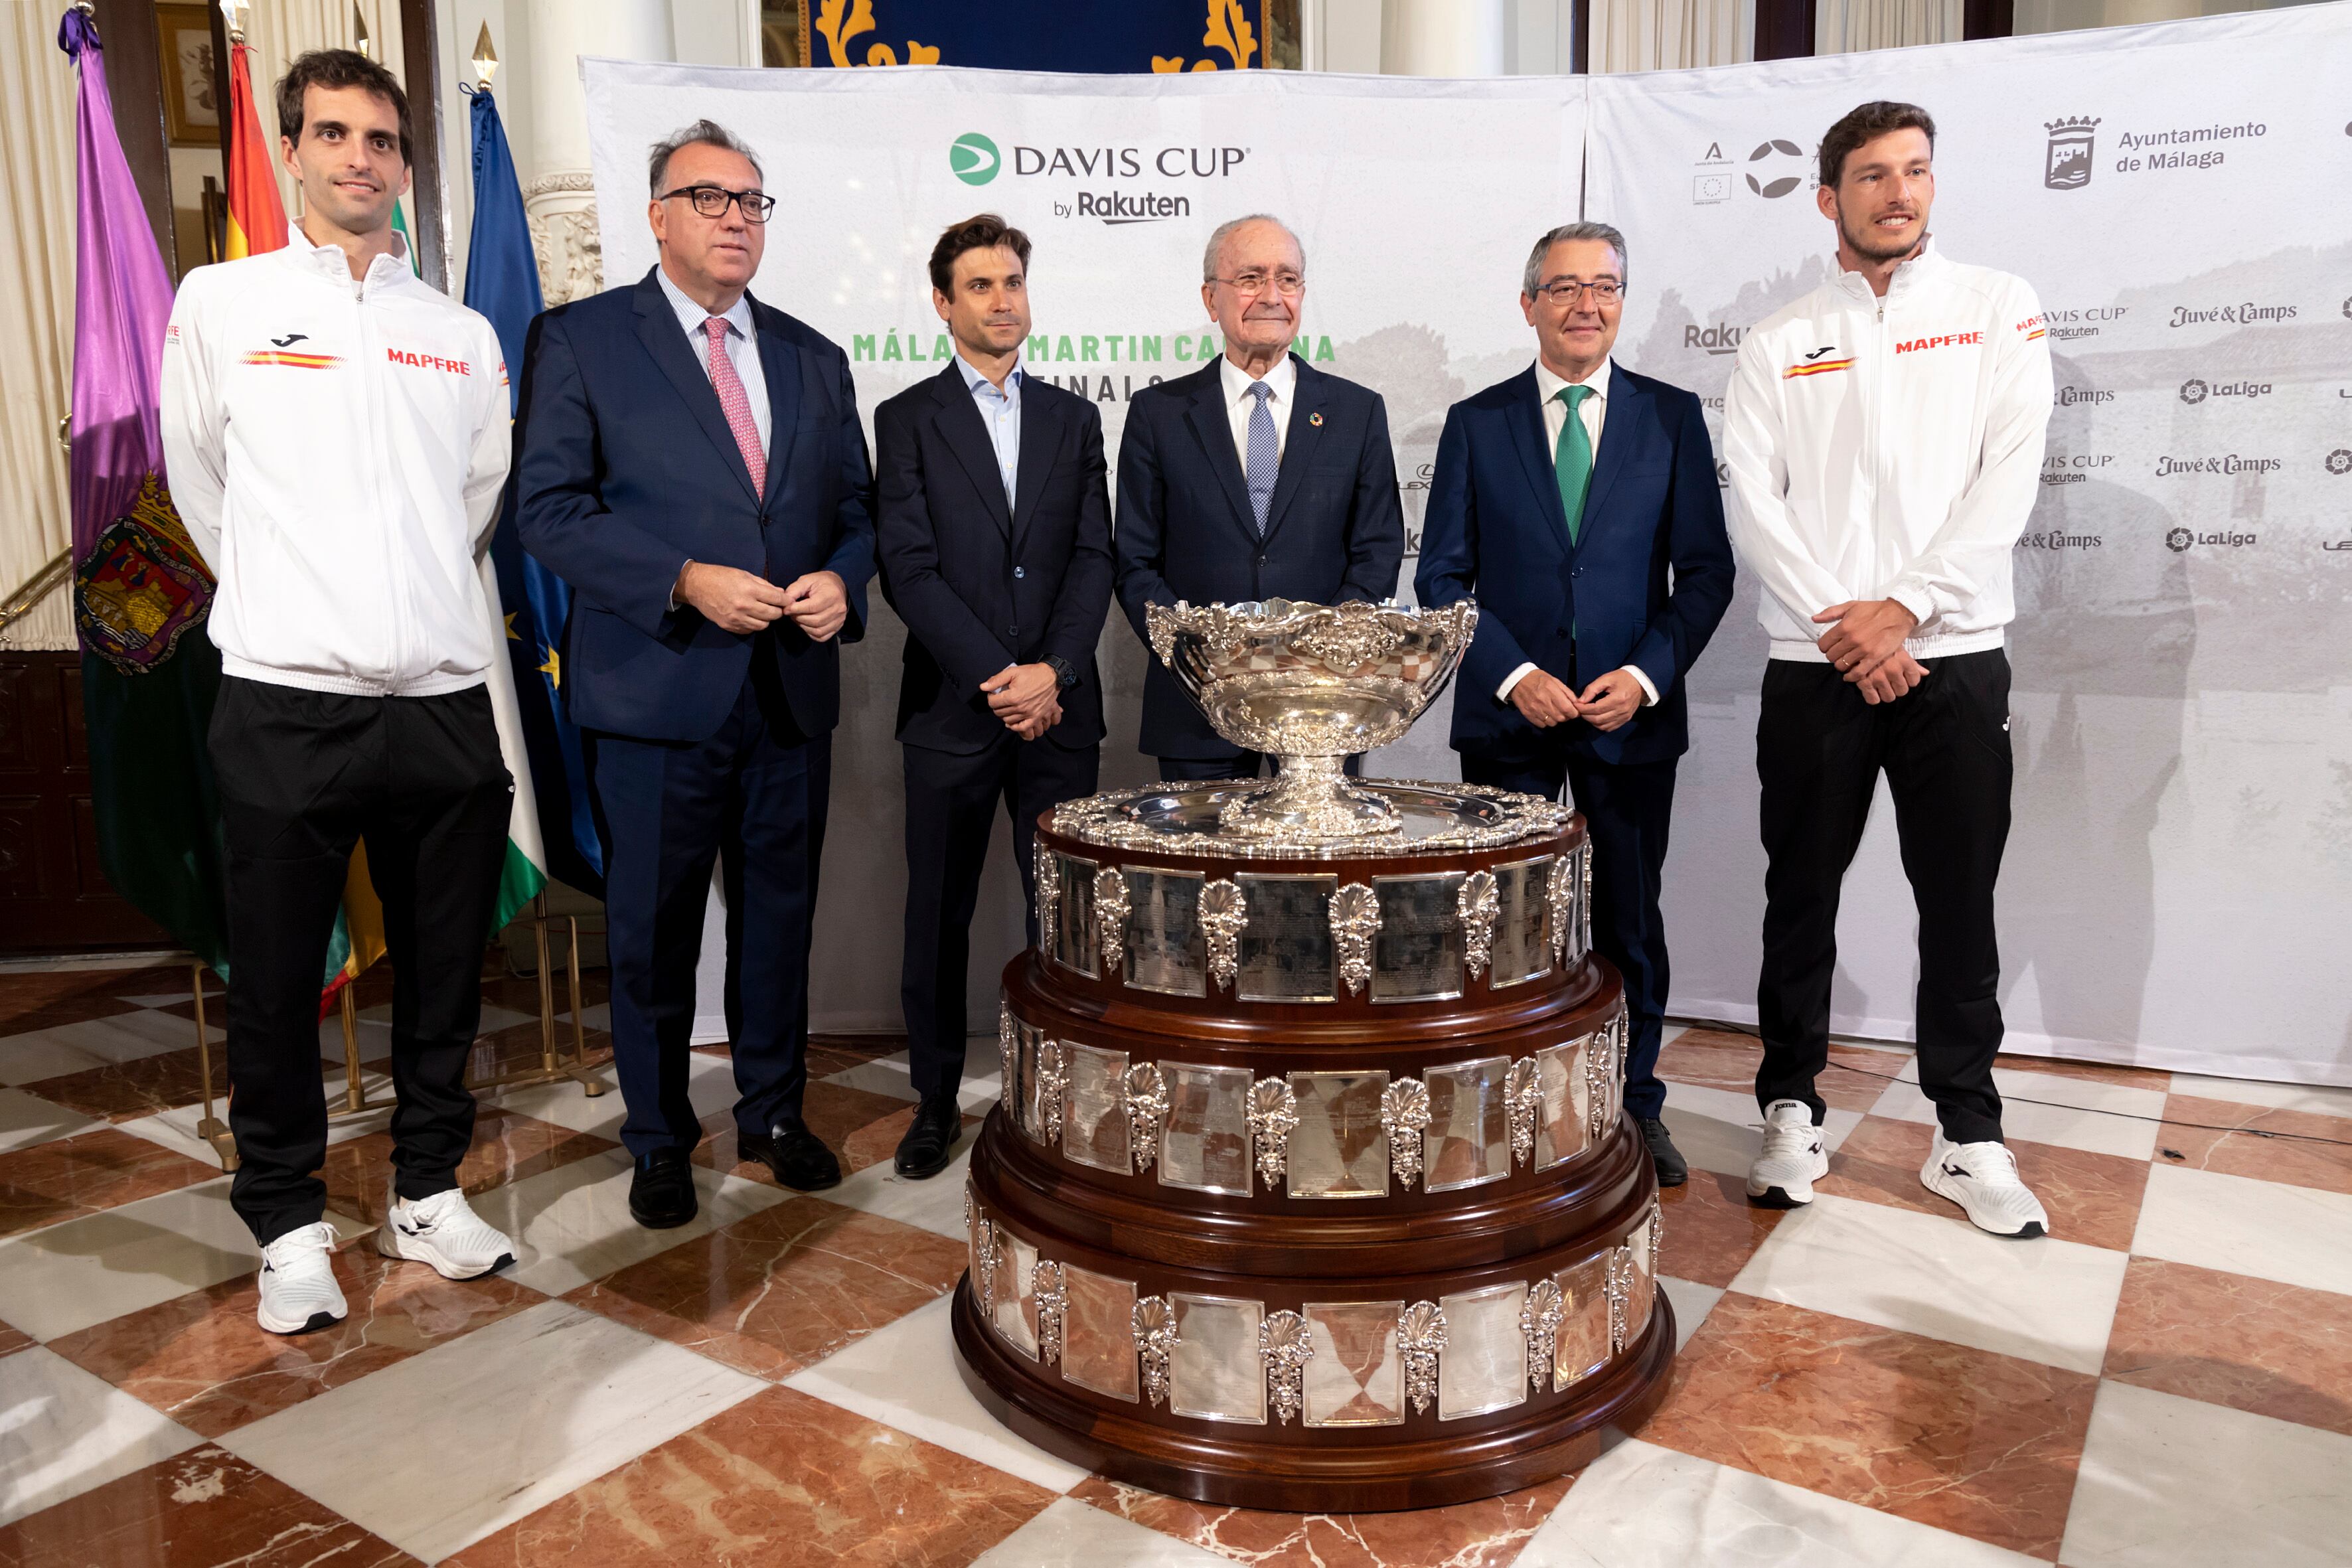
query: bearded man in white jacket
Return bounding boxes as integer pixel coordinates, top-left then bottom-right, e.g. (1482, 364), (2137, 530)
(1720, 101), (2056, 1237)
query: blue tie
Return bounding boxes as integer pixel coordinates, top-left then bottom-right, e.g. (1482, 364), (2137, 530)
(1243, 380), (1277, 534)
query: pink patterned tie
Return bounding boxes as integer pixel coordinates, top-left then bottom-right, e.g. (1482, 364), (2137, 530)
(703, 317), (765, 495)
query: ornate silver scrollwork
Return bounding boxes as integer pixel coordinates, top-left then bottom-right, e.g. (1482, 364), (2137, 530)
(1399, 1299), (1449, 1415)
(1124, 1061), (1168, 1173)
(1506, 1056), (1542, 1167)
(1579, 842), (1594, 957)
(1034, 1260), (1066, 1366)
(996, 1005), (1018, 1116)
(1546, 854), (1574, 967)
(1199, 878), (1247, 992)
(1093, 866), (1131, 974)
(1034, 838), (1058, 945)
(1381, 1076), (1432, 1190)
(1259, 1309), (1314, 1425)
(1037, 1039), (1068, 1146)
(1329, 882), (1380, 996)
(1458, 868), (1500, 981)
(1584, 1023), (1618, 1144)
(1134, 1294), (1178, 1408)
(1248, 1077), (1299, 1190)
(1605, 1245), (1635, 1355)
(1522, 1278), (1565, 1391)
(973, 1217), (1002, 1315)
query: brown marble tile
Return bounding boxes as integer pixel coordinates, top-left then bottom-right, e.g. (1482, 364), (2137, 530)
(692, 1080), (923, 1182)
(0, 1443), (417, 1567)
(21, 1046), (214, 1122)
(1816, 1116), (2149, 1252)
(1995, 1052), (2171, 1093)
(1656, 1171), (1787, 1287)
(1656, 1029), (1907, 1113)
(1070, 1470), (1578, 1567)
(0, 967), (178, 1036)
(1642, 1292), (2096, 1559)
(0, 1320), (33, 1358)
(48, 1241), (539, 1439)
(2157, 1094), (2352, 1197)
(565, 1195), (967, 1379)
(0, 1127), (220, 1239)
(445, 1384), (1050, 1567)
(2104, 1256), (2352, 1438)
(320, 1107), (618, 1223)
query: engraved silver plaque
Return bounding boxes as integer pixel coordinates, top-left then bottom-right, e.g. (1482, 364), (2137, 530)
(1235, 874), (1338, 1003)
(1370, 872), (1466, 1003)
(1423, 1056), (1512, 1192)
(1533, 1038), (1591, 1169)
(1302, 1300), (1405, 1427)
(1552, 1251), (1612, 1389)
(1050, 852), (1100, 977)
(1169, 1293), (1267, 1424)
(1159, 1062), (1253, 1196)
(991, 1230), (1041, 1359)
(1061, 1042), (1132, 1173)
(1122, 866), (1208, 998)
(1438, 1281), (1529, 1420)
(1284, 1070), (1390, 1200)
(1061, 1265), (1140, 1401)
(1489, 856), (1555, 989)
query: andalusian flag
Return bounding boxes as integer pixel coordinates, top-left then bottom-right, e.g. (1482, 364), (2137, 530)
(221, 37), (285, 258)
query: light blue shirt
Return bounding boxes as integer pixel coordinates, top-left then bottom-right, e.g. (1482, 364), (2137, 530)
(655, 266), (770, 457)
(953, 352), (1022, 507)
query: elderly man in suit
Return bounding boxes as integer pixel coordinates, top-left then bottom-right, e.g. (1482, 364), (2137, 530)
(1114, 214), (1405, 779)
(1415, 221), (1737, 1187)
(516, 119), (876, 1228)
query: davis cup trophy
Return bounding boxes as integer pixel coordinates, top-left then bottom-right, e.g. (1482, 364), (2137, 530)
(953, 599), (1674, 1511)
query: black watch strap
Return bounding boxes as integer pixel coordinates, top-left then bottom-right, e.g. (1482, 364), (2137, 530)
(1044, 655), (1079, 689)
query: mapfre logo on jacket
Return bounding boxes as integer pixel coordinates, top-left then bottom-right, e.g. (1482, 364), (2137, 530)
(386, 346), (475, 377)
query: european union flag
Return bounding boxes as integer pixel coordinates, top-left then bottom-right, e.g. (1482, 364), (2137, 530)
(465, 86), (603, 896)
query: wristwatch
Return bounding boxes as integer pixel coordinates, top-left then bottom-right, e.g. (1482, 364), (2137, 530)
(1044, 655), (1079, 690)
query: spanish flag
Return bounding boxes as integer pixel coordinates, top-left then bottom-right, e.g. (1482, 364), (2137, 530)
(222, 39), (285, 258)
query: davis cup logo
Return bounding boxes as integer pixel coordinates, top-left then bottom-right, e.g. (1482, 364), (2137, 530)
(2045, 117), (2099, 190)
(950, 132), (1001, 187)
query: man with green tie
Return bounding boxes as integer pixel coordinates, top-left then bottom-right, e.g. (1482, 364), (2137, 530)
(1416, 222), (1737, 1187)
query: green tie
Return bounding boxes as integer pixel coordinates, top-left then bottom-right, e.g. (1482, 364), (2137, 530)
(1554, 384), (1595, 546)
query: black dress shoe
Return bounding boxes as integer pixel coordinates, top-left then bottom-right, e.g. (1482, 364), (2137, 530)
(894, 1093), (963, 1180)
(1639, 1117), (1689, 1188)
(736, 1121), (842, 1192)
(628, 1148), (698, 1229)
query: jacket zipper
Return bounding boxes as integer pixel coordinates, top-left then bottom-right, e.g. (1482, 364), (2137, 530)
(354, 268), (405, 694)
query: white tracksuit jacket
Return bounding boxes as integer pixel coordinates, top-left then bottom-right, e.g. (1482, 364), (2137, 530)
(1721, 244), (2055, 663)
(160, 237), (511, 696)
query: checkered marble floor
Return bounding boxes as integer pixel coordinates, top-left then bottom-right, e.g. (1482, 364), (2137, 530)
(1, 961), (2347, 1565)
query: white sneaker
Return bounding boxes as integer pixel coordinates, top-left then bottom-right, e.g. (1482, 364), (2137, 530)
(256, 1221), (347, 1335)
(376, 1186), (517, 1279)
(1747, 1099), (1829, 1208)
(1921, 1133), (2050, 1239)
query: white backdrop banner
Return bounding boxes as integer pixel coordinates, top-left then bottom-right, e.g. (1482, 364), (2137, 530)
(580, 6), (2352, 1083)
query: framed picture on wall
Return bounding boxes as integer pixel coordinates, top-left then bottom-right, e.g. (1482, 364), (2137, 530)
(158, 4), (221, 148)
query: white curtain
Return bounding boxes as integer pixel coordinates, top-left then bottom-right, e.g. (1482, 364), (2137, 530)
(1588, 0), (1756, 71)
(1817, 0), (1964, 52)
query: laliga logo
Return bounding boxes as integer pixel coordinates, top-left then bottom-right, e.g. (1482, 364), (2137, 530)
(2179, 378), (2207, 404)
(1746, 139), (1806, 198)
(2045, 117), (2099, 191)
(2328, 449), (2352, 476)
(949, 132), (1001, 187)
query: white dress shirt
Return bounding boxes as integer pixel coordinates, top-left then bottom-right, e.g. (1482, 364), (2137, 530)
(1219, 351), (1296, 469)
(655, 266), (770, 455)
(954, 352), (1023, 505)
(1498, 356), (1658, 709)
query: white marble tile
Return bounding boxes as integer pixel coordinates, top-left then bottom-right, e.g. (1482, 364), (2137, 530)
(820, 1142), (974, 1241)
(2164, 1072), (2352, 1119)
(0, 1087), (98, 1154)
(1523, 1438), (2042, 1567)
(1659, 1081), (1864, 1182)
(220, 1298), (763, 1563)
(1727, 1193), (2126, 1373)
(971, 1497), (1233, 1568)
(116, 1081), (397, 1171)
(1658, 1275), (1724, 1354)
(2059, 1381), (2352, 1567)
(487, 1048), (736, 1141)
(1867, 1069), (2159, 1160)
(0, 1347), (205, 1528)
(787, 1293), (1087, 1494)
(471, 1146), (789, 1298)
(118, 992), (202, 1009)
(2130, 1164), (2352, 1297)
(0, 1010), (223, 1087)
(0, 1179), (367, 1343)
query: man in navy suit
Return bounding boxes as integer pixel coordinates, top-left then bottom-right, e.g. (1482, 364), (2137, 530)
(1115, 214), (1404, 778)
(515, 121), (876, 1227)
(1416, 222), (1736, 1186)
(874, 215), (1113, 1179)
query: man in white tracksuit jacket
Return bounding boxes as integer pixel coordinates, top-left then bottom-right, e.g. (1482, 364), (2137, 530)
(161, 51), (520, 1334)
(1721, 102), (2057, 1237)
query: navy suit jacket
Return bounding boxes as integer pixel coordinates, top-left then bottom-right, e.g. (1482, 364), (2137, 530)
(1114, 355), (1405, 758)
(1415, 362), (1735, 767)
(513, 268), (877, 744)
(874, 364), (1114, 755)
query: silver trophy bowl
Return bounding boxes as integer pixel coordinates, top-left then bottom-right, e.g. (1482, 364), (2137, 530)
(1146, 597), (1479, 840)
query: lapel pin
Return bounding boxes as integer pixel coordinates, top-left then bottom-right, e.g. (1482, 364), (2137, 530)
(1308, 411), (1323, 428)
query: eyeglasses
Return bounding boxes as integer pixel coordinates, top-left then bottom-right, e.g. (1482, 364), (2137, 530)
(1212, 270), (1306, 296)
(663, 185), (775, 223)
(1535, 279), (1624, 305)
